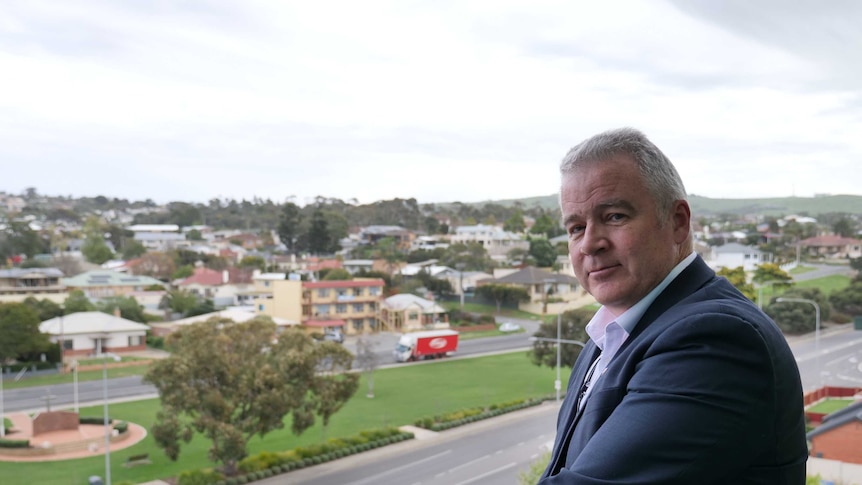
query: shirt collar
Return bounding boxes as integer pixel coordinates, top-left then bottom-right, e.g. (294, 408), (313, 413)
(586, 251), (697, 343)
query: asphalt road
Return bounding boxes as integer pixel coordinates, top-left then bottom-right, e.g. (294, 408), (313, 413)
(259, 401), (560, 485)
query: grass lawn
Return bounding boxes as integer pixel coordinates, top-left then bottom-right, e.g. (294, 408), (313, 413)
(0, 351), (568, 485)
(790, 265), (817, 275)
(1, 365), (151, 391)
(807, 398), (855, 414)
(440, 301), (541, 321)
(794, 274), (851, 294)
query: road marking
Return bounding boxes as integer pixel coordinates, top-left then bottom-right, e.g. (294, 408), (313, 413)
(453, 463), (517, 485)
(447, 454), (489, 474)
(346, 450), (452, 485)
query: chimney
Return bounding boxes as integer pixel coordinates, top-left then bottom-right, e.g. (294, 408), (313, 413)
(113, 307), (121, 318)
(223, 270), (229, 284)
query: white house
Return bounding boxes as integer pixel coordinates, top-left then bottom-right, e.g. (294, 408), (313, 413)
(148, 307), (298, 337)
(40, 311), (149, 358)
(380, 294), (449, 332)
(448, 224), (529, 257)
(710, 243), (772, 271)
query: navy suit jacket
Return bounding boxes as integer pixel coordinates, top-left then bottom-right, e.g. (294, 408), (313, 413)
(539, 256), (807, 484)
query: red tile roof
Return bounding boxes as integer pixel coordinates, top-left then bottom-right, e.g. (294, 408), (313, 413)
(179, 267), (253, 286)
(801, 235), (861, 247)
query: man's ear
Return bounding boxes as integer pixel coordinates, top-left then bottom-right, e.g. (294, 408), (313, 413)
(671, 200), (691, 244)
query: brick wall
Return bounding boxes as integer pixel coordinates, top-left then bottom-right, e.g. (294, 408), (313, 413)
(32, 411), (80, 436)
(810, 422), (862, 463)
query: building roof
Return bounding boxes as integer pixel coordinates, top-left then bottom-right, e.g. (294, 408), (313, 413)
(178, 267), (253, 286)
(383, 294), (447, 313)
(800, 235), (861, 247)
(169, 308), (297, 327)
(493, 266), (578, 285)
(40, 311), (150, 335)
(0, 267), (64, 278)
(807, 401), (862, 439)
(134, 232), (186, 241)
(64, 270), (164, 288)
(303, 279), (385, 289)
(126, 224), (180, 232)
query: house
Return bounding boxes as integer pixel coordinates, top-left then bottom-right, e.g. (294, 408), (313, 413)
(800, 235), (862, 259)
(449, 224), (529, 258)
(63, 270), (166, 312)
(0, 267), (66, 303)
(479, 266), (583, 313)
(39, 311), (149, 357)
(148, 307), (298, 337)
(436, 268), (494, 295)
(133, 231), (188, 251)
(255, 278), (385, 336)
(175, 266), (255, 307)
(710, 243), (771, 271)
(359, 225), (415, 250)
(380, 294), (449, 332)
(807, 400), (862, 464)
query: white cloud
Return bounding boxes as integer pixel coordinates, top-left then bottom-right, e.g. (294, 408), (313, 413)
(1, 0), (860, 206)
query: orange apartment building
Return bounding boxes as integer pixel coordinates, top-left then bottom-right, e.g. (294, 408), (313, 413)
(255, 277), (386, 336)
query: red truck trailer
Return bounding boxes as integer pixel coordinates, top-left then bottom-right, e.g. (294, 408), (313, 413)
(393, 329), (459, 362)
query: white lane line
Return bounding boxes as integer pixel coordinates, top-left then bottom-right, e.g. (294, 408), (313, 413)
(447, 454), (489, 474)
(453, 463), (517, 485)
(346, 450), (452, 485)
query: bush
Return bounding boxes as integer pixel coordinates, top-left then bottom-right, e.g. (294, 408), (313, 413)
(80, 416), (112, 425)
(114, 421), (128, 433)
(0, 439), (30, 449)
(831, 312), (852, 324)
(177, 468), (224, 485)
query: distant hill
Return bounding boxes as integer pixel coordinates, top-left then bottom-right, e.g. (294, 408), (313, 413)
(457, 194), (862, 216)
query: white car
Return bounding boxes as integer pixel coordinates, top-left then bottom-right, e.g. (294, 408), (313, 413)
(499, 322), (522, 332)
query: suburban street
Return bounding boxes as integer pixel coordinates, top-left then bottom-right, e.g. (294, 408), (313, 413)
(260, 401), (560, 485)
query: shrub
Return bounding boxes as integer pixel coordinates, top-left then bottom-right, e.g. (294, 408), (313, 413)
(80, 416), (112, 425)
(114, 421), (128, 433)
(177, 468), (224, 485)
(831, 312), (852, 324)
(0, 439), (30, 449)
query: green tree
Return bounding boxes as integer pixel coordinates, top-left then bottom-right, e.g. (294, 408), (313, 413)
(122, 240), (147, 260)
(752, 263), (793, 290)
(143, 318), (358, 476)
(829, 281), (862, 316)
(716, 266), (755, 301)
(277, 202), (303, 255)
(0, 220), (47, 259)
(238, 255), (266, 271)
(440, 242), (494, 272)
(832, 216), (857, 238)
(765, 288), (832, 334)
(98, 296), (147, 323)
(0, 303), (51, 363)
(305, 208), (333, 255)
(161, 289), (200, 316)
(186, 229), (204, 241)
(503, 209), (526, 233)
(530, 212), (562, 238)
(21, 296), (64, 321)
(171, 265), (194, 280)
(475, 284), (530, 313)
(323, 268), (352, 281)
(529, 307), (594, 369)
(529, 238), (557, 267)
(63, 290), (96, 313)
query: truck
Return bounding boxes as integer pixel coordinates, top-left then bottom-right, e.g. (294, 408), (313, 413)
(393, 329), (459, 363)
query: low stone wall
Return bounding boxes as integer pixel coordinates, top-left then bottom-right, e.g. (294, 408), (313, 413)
(32, 411), (79, 437)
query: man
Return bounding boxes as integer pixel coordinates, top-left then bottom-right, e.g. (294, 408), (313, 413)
(540, 128), (807, 484)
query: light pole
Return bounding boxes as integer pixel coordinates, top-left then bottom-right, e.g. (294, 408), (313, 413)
(776, 297), (821, 386)
(455, 262), (466, 310)
(72, 359), (79, 413)
(101, 353), (121, 485)
(1, 365), (5, 438)
(530, 334), (586, 401)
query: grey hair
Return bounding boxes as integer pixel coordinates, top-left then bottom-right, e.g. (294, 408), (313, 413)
(559, 127), (687, 219)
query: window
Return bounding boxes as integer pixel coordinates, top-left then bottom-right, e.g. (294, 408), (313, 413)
(336, 304), (347, 314)
(368, 303), (376, 311)
(317, 288), (330, 297)
(128, 335), (143, 346)
(408, 311), (419, 320)
(352, 288), (363, 297)
(336, 289), (347, 297)
(369, 287), (380, 296)
(352, 319), (364, 331)
(352, 303), (364, 313)
(258, 304), (265, 311)
(61, 339), (73, 350)
(368, 318), (377, 329)
(264, 281), (270, 287)
(316, 304), (331, 316)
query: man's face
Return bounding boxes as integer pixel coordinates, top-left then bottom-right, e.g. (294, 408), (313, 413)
(560, 155), (690, 315)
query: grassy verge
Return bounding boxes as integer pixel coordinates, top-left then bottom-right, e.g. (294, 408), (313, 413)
(794, 274), (851, 294)
(0, 351), (567, 485)
(807, 398), (854, 414)
(459, 329), (525, 340)
(1, 365), (151, 391)
(440, 301), (541, 321)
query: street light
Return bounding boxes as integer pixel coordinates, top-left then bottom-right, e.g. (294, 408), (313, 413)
(71, 359), (79, 413)
(776, 297), (821, 386)
(0, 365), (5, 438)
(101, 352), (121, 485)
(530, 330), (586, 402)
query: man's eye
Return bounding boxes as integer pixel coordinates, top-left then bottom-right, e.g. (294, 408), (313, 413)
(568, 225), (585, 236)
(608, 213), (626, 222)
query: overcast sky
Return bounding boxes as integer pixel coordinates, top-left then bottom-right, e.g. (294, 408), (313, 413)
(2, 0), (861, 207)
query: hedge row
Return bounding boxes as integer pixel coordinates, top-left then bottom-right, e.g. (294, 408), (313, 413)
(175, 427), (415, 485)
(0, 439), (30, 449)
(414, 396), (549, 431)
(80, 416), (113, 425)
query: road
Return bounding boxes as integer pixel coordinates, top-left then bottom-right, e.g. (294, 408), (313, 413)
(260, 401), (560, 485)
(789, 324), (862, 391)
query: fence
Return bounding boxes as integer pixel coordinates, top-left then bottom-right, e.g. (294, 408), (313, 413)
(808, 457), (862, 485)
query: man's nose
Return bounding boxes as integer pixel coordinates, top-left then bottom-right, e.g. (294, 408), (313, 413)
(579, 225), (609, 255)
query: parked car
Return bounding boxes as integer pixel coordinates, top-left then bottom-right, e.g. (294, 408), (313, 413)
(323, 331), (344, 343)
(499, 322), (522, 332)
